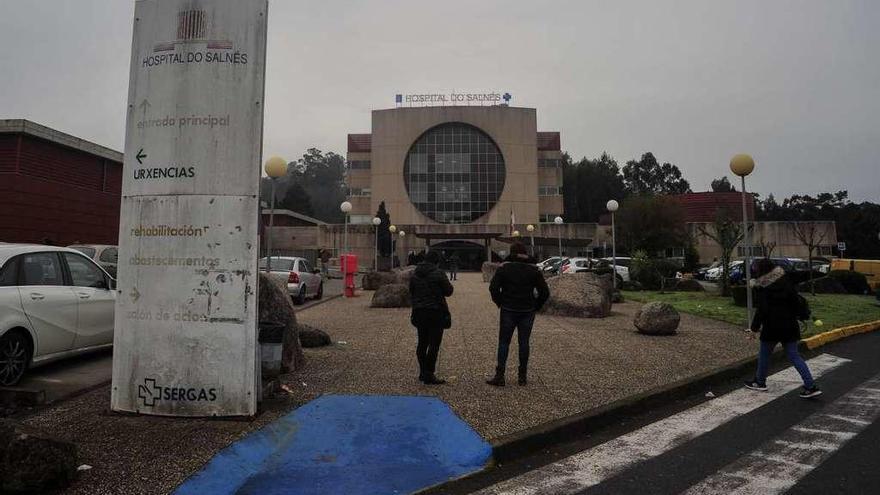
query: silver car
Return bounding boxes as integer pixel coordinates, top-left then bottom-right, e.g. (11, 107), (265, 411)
(0, 244), (116, 386)
(259, 256), (324, 305)
(68, 244), (118, 278)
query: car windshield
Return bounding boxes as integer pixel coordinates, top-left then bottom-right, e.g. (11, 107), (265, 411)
(259, 258), (295, 271)
(70, 246), (96, 258)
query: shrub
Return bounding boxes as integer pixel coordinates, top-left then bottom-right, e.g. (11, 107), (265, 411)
(631, 258), (681, 291)
(786, 270), (825, 286)
(674, 278), (704, 292)
(827, 270), (871, 295)
(731, 285), (748, 307)
(797, 277), (847, 294)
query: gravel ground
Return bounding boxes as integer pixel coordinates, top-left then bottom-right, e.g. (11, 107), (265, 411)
(19, 272), (753, 494)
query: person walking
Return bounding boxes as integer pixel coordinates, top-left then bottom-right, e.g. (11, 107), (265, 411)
(487, 242), (550, 386)
(319, 248), (331, 276)
(745, 258), (822, 398)
(409, 250), (454, 385)
(448, 252), (459, 281)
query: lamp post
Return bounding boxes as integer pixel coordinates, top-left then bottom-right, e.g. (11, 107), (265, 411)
(730, 154), (756, 325)
(554, 216), (564, 259)
(607, 200), (619, 290)
(512, 230), (520, 238)
(372, 216), (381, 270)
(527, 224), (535, 257)
(389, 225), (397, 267)
(263, 156), (287, 272)
(340, 201), (352, 292)
(398, 230), (406, 266)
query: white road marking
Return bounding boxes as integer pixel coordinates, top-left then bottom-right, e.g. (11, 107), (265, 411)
(682, 373), (880, 495)
(475, 354), (850, 495)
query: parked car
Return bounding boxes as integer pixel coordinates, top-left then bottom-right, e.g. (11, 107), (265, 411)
(536, 256), (563, 271)
(559, 257), (593, 274)
(540, 257), (568, 275)
(259, 256), (324, 305)
(0, 244), (116, 386)
(599, 257), (631, 282)
(68, 244), (118, 278)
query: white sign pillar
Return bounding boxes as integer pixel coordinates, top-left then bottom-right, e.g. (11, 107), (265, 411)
(111, 0), (268, 416)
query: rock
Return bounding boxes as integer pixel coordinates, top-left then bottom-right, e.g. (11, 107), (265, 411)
(370, 283), (411, 308)
(395, 266), (417, 285)
(362, 271), (398, 291)
(298, 324), (332, 348)
(541, 272), (613, 318)
(482, 262), (502, 282)
(797, 277), (847, 294)
(634, 302), (680, 335)
(258, 273), (304, 373)
(0, 419), (77, 493)
(674, 278), (704, 292)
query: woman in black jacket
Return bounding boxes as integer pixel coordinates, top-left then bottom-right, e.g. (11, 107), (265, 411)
(745, 258), (821, 398)
(409, 250), (454, 385)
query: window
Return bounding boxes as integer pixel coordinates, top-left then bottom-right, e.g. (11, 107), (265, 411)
(0, 257), (19, 286)
(300, 260), (313, 273)
(403, 123), (506, 224)
(64, 253), (107, 288)
(538, 185), (561, 196)
(538, 158), (560, 168)
(818, 246), (833, 256)
(539, 214), (562, 223)
(259, 258), (294, 271)
(737, 246), (765, 257)
(21, 252), (64, 286)
(99, 247), (118, 263)
(349, 215), (374, 225)
(349, 160), (371, 170)
(349, 187), (371, 197)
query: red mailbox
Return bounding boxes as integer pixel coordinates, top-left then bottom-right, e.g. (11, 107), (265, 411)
(340, 254), (358, 297)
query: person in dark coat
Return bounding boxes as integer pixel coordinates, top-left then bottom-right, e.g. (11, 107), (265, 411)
(447, 252), (460, 281)
(409, 250), (454, 385)
(487, 242), (550, 386)
(745, 258), (821, 398)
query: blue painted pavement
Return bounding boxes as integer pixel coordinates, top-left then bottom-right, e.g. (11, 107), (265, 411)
(174, 395), (492, 495)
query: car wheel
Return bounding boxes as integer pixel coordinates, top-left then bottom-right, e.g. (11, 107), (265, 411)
(294, 286), (307, 305)
(0, 331), (30, 387)
(315, 282), (323, 300)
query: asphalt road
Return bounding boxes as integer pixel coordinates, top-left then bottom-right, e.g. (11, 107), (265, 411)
(431, 331), (880, 495)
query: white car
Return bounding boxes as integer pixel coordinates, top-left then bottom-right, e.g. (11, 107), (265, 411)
(0, 244), (116, 386)
(600, 257), (631, 282)
(259, 256), (324, 305)
(536, 257), (563, 271)
(560, 257), (593, 274)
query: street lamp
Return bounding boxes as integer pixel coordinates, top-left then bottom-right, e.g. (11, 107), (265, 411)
(398, 230), (406, 266)
(263, 155), (287, 272)
(730, 154), (755, 324)
(512, 230), (520, 238)
(607, 200), (619, 290)
(372, 216), (381, 271)
(340, 201), (352, 291)
(527, 224), (535, 257)
(554, 216), (564, 259)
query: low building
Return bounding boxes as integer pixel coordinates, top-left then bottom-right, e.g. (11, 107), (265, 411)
(0, 119), (123, 246)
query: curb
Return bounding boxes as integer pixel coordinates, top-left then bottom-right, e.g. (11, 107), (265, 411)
(801, 319), (880, 350)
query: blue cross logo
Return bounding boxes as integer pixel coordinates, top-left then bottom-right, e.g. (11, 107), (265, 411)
(502, 92), (512, 103)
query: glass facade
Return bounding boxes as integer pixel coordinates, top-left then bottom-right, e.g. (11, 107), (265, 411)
(403, 123), (506, 224)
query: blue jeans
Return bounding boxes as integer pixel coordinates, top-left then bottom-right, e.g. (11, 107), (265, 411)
(496, 309), (536, 373)
(756, 341), (815, 388)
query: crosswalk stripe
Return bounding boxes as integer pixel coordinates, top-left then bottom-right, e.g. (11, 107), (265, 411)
(681, 373), (880, 495)
(474, 354), (850, 495)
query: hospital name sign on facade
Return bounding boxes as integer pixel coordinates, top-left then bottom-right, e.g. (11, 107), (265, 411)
(395, 92), (512, 106)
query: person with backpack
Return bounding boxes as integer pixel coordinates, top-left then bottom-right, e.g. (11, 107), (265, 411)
(745, 258), (821, 398)
(409, 250), (454, 385)
(487, 242), (550, 386)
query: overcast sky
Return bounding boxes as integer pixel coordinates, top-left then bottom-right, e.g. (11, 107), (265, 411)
(1, 0), (878, 201)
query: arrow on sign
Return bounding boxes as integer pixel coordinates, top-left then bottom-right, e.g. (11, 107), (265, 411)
(130, 287), (141, 303)
(138, 99), (151, 112)
(136, 148), (147, 164)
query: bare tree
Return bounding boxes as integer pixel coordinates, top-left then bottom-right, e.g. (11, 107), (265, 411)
(792, 221), (828, 295)
(756, 236), (777, 258)
(698, 210), (745, 297)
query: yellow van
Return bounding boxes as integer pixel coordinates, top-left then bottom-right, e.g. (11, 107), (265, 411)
(830, 259), (880, 291)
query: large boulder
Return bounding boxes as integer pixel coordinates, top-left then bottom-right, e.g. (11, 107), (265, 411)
(371, 283), (411, 308)
(482, 262), (502, 282)
(634, 302), (680, 335)
(298, 324), (332, 348)
(541, 272), (613, 318)
(362, 271), (398, 291)
(0, 419), (77, 493)
(259, 273), (304, 373)
(395, 266), (417, 285)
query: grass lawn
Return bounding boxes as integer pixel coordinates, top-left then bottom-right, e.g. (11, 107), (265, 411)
(623, 291), (880, 338)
